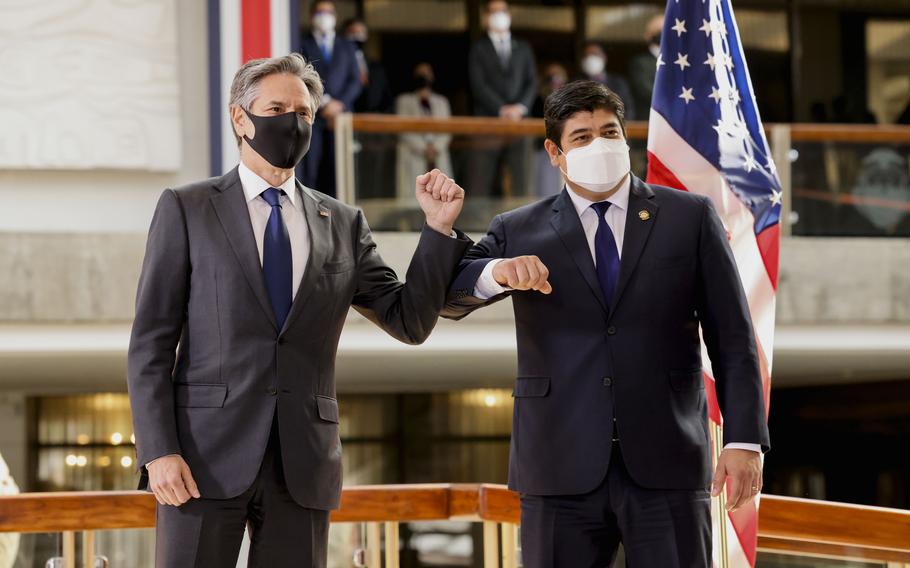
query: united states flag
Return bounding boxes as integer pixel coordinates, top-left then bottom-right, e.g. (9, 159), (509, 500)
(645, 0), (781, 566)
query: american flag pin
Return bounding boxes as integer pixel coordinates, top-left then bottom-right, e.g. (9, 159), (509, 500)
(319, 209), (329, 217)
(638, 210), (651, 221)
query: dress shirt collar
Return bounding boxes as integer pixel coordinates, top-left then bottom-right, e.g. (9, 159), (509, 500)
(488, 31), (511, 45)
(238, 161), (298, 207)
(565, 174), (631, 219)
(314, 30), (335, 45)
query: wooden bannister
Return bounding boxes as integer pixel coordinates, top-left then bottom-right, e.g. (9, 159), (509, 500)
(1, 486), (908, 562)
(350, 113), (910, 143)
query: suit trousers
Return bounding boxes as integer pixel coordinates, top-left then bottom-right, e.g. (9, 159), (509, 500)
(154, 412), (329, 567)
(519, 443), (712, 568)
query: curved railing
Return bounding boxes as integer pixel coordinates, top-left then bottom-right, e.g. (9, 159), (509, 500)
(2, 485), (908, 566)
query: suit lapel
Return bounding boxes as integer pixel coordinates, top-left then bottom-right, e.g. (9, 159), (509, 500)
(280, 182), (332, 335)
(549, 190), (609, 314)
(210, 167), (278, 330)
(610, 176), (659, 314)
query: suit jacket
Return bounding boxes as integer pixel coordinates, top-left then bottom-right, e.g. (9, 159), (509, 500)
(469, 35), (537, 117)
(395, 92), (453, 199)
(442, 177), (769, 496)
(128, 167), (471, 510)
(300, 34), (362, 110)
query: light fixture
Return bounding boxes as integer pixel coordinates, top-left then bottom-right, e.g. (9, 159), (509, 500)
(65, 454), (78, 467)
(120, 456), (133, 468)
(484, 394), (498, 408)
(111, 432), (123, 445)
(98, 456), (112, 467)
(76, 434), (90, 445)
(76, 455), (88, 467)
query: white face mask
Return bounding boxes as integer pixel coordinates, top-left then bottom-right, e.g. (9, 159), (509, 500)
(313, 12), (336, 33)
(560, 137), (631, 193)
(489, 11), (511, 32)
(581, 55), (606, 77)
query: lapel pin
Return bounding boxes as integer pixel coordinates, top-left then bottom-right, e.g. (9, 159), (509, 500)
(319, 209), (330, 217)
(638, 210), (651, 221)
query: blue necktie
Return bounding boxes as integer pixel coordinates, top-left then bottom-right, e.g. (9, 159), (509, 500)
(320, 40), (331, 63)
(261, 188), (293, 329)
(592, 201), (621, 307)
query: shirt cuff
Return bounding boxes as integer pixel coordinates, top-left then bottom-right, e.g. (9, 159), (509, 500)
(723, 443), (762, 454)
(473, 259), (511, 300)
(146, 453), (179, 468)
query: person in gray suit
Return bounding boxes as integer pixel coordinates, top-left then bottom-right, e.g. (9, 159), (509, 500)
(468, 0), (537, 198)
(127, 53), (471, 567)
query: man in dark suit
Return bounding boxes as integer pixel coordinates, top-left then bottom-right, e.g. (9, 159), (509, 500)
(579, 41), (636, 120)
(128, 53), (470, 567)
(443, 81), (769, 567)
(299, 0), (362, 197)
(468, 0), (537, 197)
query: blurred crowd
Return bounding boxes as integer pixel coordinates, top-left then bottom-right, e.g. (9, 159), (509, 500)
(298, 0), (663, 198)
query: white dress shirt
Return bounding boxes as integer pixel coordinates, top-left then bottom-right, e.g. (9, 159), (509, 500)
(489, 31), (512, 62)
(238, 162), (309, 299)
(474, 178), (761, 455)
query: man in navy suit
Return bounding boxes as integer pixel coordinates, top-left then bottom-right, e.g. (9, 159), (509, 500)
(299, 0), (361, 197)
(443, 81), (769, 567)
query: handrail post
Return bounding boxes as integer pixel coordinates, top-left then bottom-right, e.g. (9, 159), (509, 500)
(334, 112), (356, 205)
(770, 124), (792, 237)
(367, 522), (382, 567)
(483, 521), (500, 568)
(62, 531), (75, 568)
(384, 521), (400, 568)
(82, 530), (95, 568)
(501, 523), (517, 568)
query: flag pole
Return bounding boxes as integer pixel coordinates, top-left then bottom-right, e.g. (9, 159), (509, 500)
(711, 421), (731, 568)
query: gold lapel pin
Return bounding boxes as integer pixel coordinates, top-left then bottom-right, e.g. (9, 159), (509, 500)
(638, 210), (651, 221)
(318, 209), (330, 217)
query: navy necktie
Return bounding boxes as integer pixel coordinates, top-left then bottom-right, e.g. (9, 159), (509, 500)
(261, 188), (293, 329)
(592, 201), (621, 307)
(319, 40), (332, 63)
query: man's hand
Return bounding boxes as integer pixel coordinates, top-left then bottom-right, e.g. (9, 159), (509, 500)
(493, 256), (552, 294)
(498, 104), (525, 121)
(712, 448), (763, 511)
(320, 99), (344, 118)
(148, 455), (201, 507)
(416, 169), (465, 235)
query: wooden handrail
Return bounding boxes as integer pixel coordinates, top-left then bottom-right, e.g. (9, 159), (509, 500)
(1, 486), (908, 561)
(351, 113), (910, 143)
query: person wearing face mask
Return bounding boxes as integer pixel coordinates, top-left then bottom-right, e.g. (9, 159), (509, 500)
(578, 41), (636, 122)
(343, 17), (393, 114)
(299, 0), (362, 197)
(468, 0), (538, 198)
(629, 13), (664, 120)
(395, 63), (454, 206)
(128, 53), (472, 567)
(443, 81), (768, 567)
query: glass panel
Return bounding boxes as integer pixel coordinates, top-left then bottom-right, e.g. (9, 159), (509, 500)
(353, 130), (649, 233)
(92, 529), (154, 568)
(7, 532), (62, 568)
(790, 139), (910, 236)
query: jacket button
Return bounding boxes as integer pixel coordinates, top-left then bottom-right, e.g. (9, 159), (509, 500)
(277, 337), (286, 345)
(603, 377), (613, 387)
(267, 387), (278, 395)
(607, 326), (617, 336)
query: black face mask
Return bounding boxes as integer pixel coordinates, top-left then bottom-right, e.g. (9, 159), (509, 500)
(649, 32), (661, 48)
(413, 76), (433, 90)
(242, 108), (311, 169)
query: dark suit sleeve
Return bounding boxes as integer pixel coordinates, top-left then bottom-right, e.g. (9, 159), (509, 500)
(518, 42), (538, 111)
(469, 43), (505, 114)
(127, 189), (188, 470)
(696, 198), (770, 452)
(441, 214), (512, 320)
(352, 212), (472, 344)
(336, 41), (363, 110)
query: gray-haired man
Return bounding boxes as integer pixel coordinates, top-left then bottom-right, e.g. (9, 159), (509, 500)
(127, 53), (471, 567)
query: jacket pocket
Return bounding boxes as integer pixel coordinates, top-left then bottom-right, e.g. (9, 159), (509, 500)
(669, 369), (705, 391)
(315, 395), (340, 423)
(512, 377), (551, 398)
(174, 383), (227, 408)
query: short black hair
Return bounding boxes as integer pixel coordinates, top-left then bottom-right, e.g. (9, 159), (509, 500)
(342, 17), (365, 31)
(310, 0), (335, 15)
(485, 0), (508, 11)
(544, 80), (626, 146)
(583, 40), (605, 53)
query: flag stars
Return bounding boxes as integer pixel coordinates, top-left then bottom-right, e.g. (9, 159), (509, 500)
(679, 86), (695, 104)
(709, 86), (723, 103)
(699, 19), (713, 36)
(704, 52), (718, 70)
(743, 154), (757, 173)
(656, 53), (665, 70)
(770, 189), (783, 206)
(767, 159), (778, 176)
(674, 52), (690, 71)
(671, 18), (687, 37)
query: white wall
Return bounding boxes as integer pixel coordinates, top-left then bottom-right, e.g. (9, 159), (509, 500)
(0, 0), (210, 234)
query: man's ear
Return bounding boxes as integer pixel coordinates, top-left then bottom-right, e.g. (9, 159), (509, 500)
(544, 138), (561, 167)
(230, 106), (251, 141)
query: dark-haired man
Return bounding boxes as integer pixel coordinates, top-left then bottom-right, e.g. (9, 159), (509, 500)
(443, 81), (769, 566)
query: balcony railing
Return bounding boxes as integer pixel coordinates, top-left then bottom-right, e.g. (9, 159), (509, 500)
(336, 114), (910, 238)
(1, 485), (908, 567)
